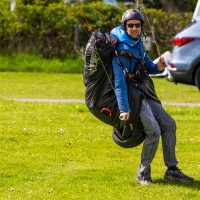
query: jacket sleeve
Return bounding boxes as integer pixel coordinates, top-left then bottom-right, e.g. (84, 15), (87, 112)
(112, 56), (130, 113)
(139, 43), (159, 74)
(144, 53), (159, 74)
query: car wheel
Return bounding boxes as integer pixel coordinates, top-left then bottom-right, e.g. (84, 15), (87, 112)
(195, 67), (200, 91)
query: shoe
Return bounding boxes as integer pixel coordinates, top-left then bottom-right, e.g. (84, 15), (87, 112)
(164, 168), (194, 182)
(136, 176), (153, 185)
(136, 164), (153, 185)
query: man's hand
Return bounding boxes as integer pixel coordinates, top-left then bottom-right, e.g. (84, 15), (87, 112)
(119, 112), (130, 121)
(157, 56), (167, 71)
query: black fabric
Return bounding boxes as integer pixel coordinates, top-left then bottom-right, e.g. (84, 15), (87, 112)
(84, 30), (119, 127)
(84, 30), (145, 148)
(112, 79), (145, 148)
(168, 166), (178, 171)
(134, 60), (149, 82)
(134, 77), (161, 104)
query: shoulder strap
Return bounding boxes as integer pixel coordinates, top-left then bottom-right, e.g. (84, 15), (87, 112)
(114, 50), (138, 82)
(116, 50), (139, 61)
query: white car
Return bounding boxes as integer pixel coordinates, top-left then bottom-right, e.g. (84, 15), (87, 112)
(151, 51), (173, 80)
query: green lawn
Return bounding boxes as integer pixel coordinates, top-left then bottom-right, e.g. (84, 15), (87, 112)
(0, 72), (84, 100)
(0, 72), (200, 199)
(0, 72), (200, 102)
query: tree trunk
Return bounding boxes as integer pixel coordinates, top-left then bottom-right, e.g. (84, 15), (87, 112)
(159, 0), (179, 12)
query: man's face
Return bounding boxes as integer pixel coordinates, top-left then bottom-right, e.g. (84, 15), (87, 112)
(125, 19), (142, 39)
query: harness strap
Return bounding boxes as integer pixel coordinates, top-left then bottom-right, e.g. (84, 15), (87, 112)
(115, 50), (139, 82)
(115, 49), (148, 84)
(116, 50), (139, 61)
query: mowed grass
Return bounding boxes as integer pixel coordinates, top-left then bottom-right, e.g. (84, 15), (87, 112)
(0, 72), (200, 199)
(0, 53), (84, 74)
(0, 72), (84, 100)
(0, 102), (200, 199)
(0, 72), (200, 102)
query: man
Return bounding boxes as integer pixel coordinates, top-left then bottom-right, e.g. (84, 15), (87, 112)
(110, 9), (194, 184)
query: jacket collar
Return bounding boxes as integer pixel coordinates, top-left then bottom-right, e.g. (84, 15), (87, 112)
(110, 26), (142, 47)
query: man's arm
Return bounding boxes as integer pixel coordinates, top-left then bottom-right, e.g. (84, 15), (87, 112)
(112, 57), (130, 114)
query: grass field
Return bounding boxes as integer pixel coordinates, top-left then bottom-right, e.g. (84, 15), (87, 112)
(0, 72), (200, 102)
(0, 72), (200, 199)
(0, 54), (84, 74)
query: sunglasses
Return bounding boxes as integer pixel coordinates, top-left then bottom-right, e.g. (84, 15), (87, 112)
(126, 23), (141, 28)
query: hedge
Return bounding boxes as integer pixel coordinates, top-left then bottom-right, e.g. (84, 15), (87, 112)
(0, 1), (192, 59)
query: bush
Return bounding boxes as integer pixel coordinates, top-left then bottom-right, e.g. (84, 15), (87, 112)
(0, 2), (192, 59)
(0, 3), (76, 59)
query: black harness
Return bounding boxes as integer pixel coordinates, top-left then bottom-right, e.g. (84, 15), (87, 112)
(115, 50), (149, 83)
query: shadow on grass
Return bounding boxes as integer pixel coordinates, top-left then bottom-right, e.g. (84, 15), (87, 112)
(154, 179), (200, 189)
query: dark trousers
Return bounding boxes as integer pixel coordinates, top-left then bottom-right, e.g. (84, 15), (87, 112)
(138, 98), (178, 176)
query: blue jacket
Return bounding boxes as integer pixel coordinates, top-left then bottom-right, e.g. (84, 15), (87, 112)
(110, 26), (159, 113)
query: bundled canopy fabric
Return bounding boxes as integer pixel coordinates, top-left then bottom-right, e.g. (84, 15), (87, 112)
(84, 30), (145, 148)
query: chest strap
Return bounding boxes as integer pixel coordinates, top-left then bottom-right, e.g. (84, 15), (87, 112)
(116, 50), (139, 61)
(115, 50), (148, 83)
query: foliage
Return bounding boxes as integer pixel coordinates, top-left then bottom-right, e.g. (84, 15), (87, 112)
(0, 3), (76, 59)
(0, 1), (193, 59)
(143, 0), (162, 9)
(0, 0), (11, 10)
(171, 0), (197, 12)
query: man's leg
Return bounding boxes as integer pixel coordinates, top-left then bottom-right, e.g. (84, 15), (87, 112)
(147, 98), (194, 182)
(147, 98), (178, 167)
(136, 98), (161, 184)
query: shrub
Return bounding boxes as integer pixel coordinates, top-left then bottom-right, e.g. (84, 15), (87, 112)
(0, 2), (192, 59)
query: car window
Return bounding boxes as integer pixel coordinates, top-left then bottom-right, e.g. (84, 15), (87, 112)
(193, 0), (200, 21)
(182, 21), (197, 31)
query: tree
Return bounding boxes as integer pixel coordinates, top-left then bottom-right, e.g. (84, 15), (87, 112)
(119, 0), (196, 12)
(158, 0), (178, 12)
(158, 0), (197, 12)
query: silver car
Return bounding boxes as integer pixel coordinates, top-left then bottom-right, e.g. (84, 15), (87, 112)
(168, 1), (200, 91)
(102, 0), (118, 6)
